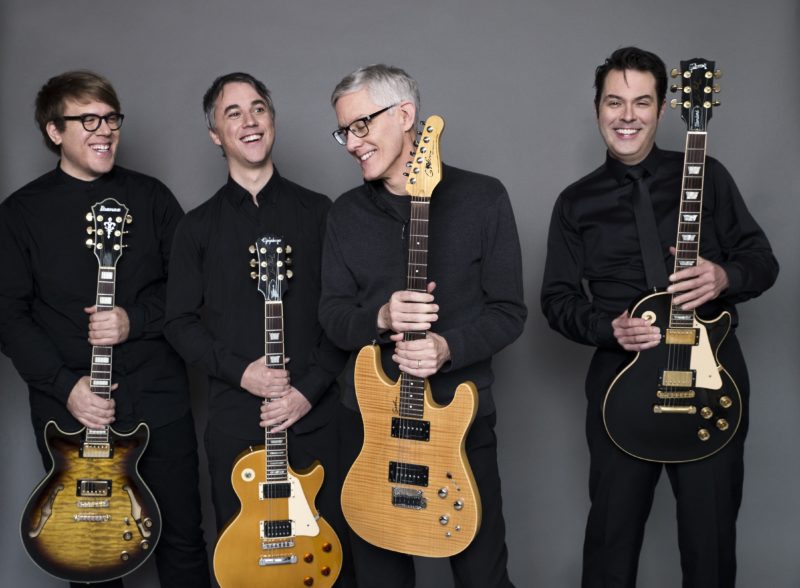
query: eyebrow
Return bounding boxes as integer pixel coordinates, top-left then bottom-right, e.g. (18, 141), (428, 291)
(223, 99), (268, 114)
(604, 94), (654, 102)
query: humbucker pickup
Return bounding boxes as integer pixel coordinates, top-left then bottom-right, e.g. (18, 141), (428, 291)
(80, 442), (113, 459)
(659, 370), (695, 388)
(665, 328), (699, 345)
(76, 479), (112, 497)
(391, 417), (430, 441)
(260, 482), (291, 499)
(388, 461), (429, 487)
(392, 487), (427, 510)
(261, 520), (292, 538)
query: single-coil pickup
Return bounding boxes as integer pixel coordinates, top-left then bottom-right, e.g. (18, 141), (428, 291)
(77, 479), (111, 497)
(73, 513), (112, 522)
(81, 442), (112, 459)
(259, 554), (298, 566)
(665, 328), (699, 345)
(260, 482), (291, 499)
(392, 487), (427, 510)
(262, 519), (292, 539)
(659, 370), (695, 388)
(391, 417), (430, 441)
(389, 461), (429, 487)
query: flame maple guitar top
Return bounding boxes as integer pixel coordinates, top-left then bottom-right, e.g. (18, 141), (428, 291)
(214, 448), (342, 588)
(341, 344), (481, 557)
(20, 421), (159, 583)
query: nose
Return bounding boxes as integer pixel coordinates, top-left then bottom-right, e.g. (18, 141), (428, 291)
(95, 118), (113, 135)
(242, 110), (258, 127)
(345, 130), (362, 152)
(620, 102), (636, 122)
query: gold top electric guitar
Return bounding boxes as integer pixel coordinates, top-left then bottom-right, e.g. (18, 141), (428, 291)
(603, 59), (741, 463)
(213, 235), (342, 587)
(340, 116), (482, 557)
(20, 198), (161, 583)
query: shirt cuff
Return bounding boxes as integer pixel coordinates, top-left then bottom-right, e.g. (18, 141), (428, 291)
(292, 371), (328, 407)
(221, 356), (252, 391)
(717, 261), (743, 297)
(54, 367), (82, 405)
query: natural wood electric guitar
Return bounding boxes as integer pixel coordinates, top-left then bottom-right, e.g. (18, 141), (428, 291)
(603, 59), (741, 463)
(20, 198), (160, 583)
(213, 235), (342, 588)
(341, 116), (482, 557)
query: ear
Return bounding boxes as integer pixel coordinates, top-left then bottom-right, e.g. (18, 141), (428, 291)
(657, 99), (666, 119)
(46, 120), (63, 147)
(397, 100), (417, 132)
(208, 127), (222, 147)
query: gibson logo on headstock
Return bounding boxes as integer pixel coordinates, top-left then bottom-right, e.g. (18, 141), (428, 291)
(688, 61), (708, 71)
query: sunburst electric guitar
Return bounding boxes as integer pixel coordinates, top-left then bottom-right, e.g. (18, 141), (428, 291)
(20, 198), (160, 583)
(603, 58), (741, 463)
(341, 116), (482, 557)
(213, 235), (342, 588)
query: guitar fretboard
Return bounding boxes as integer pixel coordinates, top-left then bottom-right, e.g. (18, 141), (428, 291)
(670, 131), (707, 328)
(87, 266), (116, 444)
(264, 301), (288, 483)
(399, 195), (430, 419)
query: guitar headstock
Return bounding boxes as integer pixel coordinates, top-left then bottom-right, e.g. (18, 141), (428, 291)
(670, 58), (721, 131)
(405, 114), (445, 198)
(249, 234), (292, 301)
(85, 198), (131, 267)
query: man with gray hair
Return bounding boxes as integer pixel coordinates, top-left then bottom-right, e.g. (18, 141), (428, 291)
(321, 64), (526, 587)
(164, 72), (353, 585)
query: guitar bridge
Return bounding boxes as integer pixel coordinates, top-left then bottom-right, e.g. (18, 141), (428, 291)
(653, 405), (697, 414)
(656, 390), (695, 399)
(258, 554), (298, 566)
(392, 487), (427, 510)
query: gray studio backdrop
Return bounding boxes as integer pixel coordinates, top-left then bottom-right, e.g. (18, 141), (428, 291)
(1, 1), (798, 586)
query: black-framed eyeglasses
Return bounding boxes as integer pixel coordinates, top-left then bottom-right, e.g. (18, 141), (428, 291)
(332, 104), (396, 146)
(59, 113), (125, 132)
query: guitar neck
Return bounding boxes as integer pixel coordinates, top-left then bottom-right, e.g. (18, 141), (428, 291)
(264, 300), (289, 483)
(399, 196), (431, 418)
(670, 131), (707, 328)
(87, 266), (116, 444)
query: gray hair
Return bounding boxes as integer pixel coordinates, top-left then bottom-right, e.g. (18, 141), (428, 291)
(331, 64), (420, 118)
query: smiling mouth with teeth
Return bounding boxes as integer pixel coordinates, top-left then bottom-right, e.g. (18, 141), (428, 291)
(241, 134), (261, 143)
(92, 145), (110, 152)
(615, 129), (640, 136)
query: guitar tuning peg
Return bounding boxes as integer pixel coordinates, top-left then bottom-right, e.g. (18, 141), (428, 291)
(670, 68), (680, 78)
(285, 245), (292, 254)
(413, 140), (419, 147)
(423, 136), (430, 143)
(86, 227), (94, 234)
(426, 125), (434, 133)
(285, 257), (292, 265)
(713, 84), (721, 93)
(125, 214), (133, 224)
(712, 100), (721, 107)
(409, 178), (417, 184)
(248, 244), (256, 254)
(286, 270), (293, 279)
(85, 212), (94, 221)
(250, 259), (257, 267)
(670, 99), (679, 109)
(714, 69), (722, 79)
(403, 172), (409, 177)
(121, 244), (129, 249)
(250, 271), (258, 280)
(85, 239), (95, 248)
(409, 150), (415, 156)
(406, 162), (413, 168)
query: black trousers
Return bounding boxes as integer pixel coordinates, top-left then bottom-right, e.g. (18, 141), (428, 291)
(582, 335), (749, 588)
(204, 407), (355, 587)
(339, 407), (514, 588)
(32, 411), (211, 588)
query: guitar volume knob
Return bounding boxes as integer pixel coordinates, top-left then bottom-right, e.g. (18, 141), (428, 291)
(438, 487), (448, 498)
(719, 396), (732, 409)
(321, 542), (332, 552)
(700, 407), (713, 419)
(697, 428), (711, 442)
(439, 515), (449, 525)
(716, 418), (729, 431)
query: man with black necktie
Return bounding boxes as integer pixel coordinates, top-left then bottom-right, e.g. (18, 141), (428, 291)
(540, 47), (778, 587)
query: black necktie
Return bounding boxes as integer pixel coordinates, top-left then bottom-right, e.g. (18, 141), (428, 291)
(627, 167), (668, 289)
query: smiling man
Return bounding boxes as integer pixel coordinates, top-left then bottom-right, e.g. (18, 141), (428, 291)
(0, 70), (210, 587)
(540, 47), (778, 587)
(321, 64), (526, 588)
(163, 72), (353, 585)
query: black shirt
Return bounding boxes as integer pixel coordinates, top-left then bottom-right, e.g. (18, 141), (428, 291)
(540, 146), (778, 348)
(319, 164), (527, 416)
(0, 165), (191, 430)
(164, 170), (345, 439)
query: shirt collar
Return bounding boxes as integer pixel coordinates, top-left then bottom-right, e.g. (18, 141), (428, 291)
(605, 145), (663, 186)
(53, 162), (117, 188)
(225, 167), (282, 206)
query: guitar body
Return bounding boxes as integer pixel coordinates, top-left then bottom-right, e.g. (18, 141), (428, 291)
(20, 420), (160, 583)
(214, 448), (342, 588)
(342, 344), (481, 557)
(603, 290), (742, 462)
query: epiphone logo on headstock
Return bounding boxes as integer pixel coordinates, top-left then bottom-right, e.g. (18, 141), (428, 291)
(688, 62), (708, 71)
(259, 237), (282, 246)
(99, 205), (122, 212)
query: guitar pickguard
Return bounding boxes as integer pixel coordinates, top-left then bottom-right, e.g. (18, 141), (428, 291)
(287, 472), (320, 537)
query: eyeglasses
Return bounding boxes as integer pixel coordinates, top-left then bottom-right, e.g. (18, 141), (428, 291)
(332, 104), (396, 146)
(59, 113), (125, 132)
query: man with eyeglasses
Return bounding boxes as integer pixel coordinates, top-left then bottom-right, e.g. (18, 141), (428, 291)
(0, 70), (210, 586)
(320, 64), (526, 587)
(163, 72), (354, 586)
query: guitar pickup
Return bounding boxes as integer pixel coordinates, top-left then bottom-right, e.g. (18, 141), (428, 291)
(261, 482), (291, 499)
(76, 479), (111, 497)
(80, 442), (112, 459)
(392, 487), (427, 510)
(659, 370), (695, 388)
(261, 519), (292, 539)
(665, 328), (699, 345)
(388, 461), (429, 487)
(391, 417), (430, 441)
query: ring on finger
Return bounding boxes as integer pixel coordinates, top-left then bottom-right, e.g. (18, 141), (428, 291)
(417, 359), (421, 369)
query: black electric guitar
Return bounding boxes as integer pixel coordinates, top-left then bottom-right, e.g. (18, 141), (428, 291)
(20, 198), (161, 582)
(341, 116), (482, 557)
(603, 59), (741, 463)
(213, 235), (342, 587)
